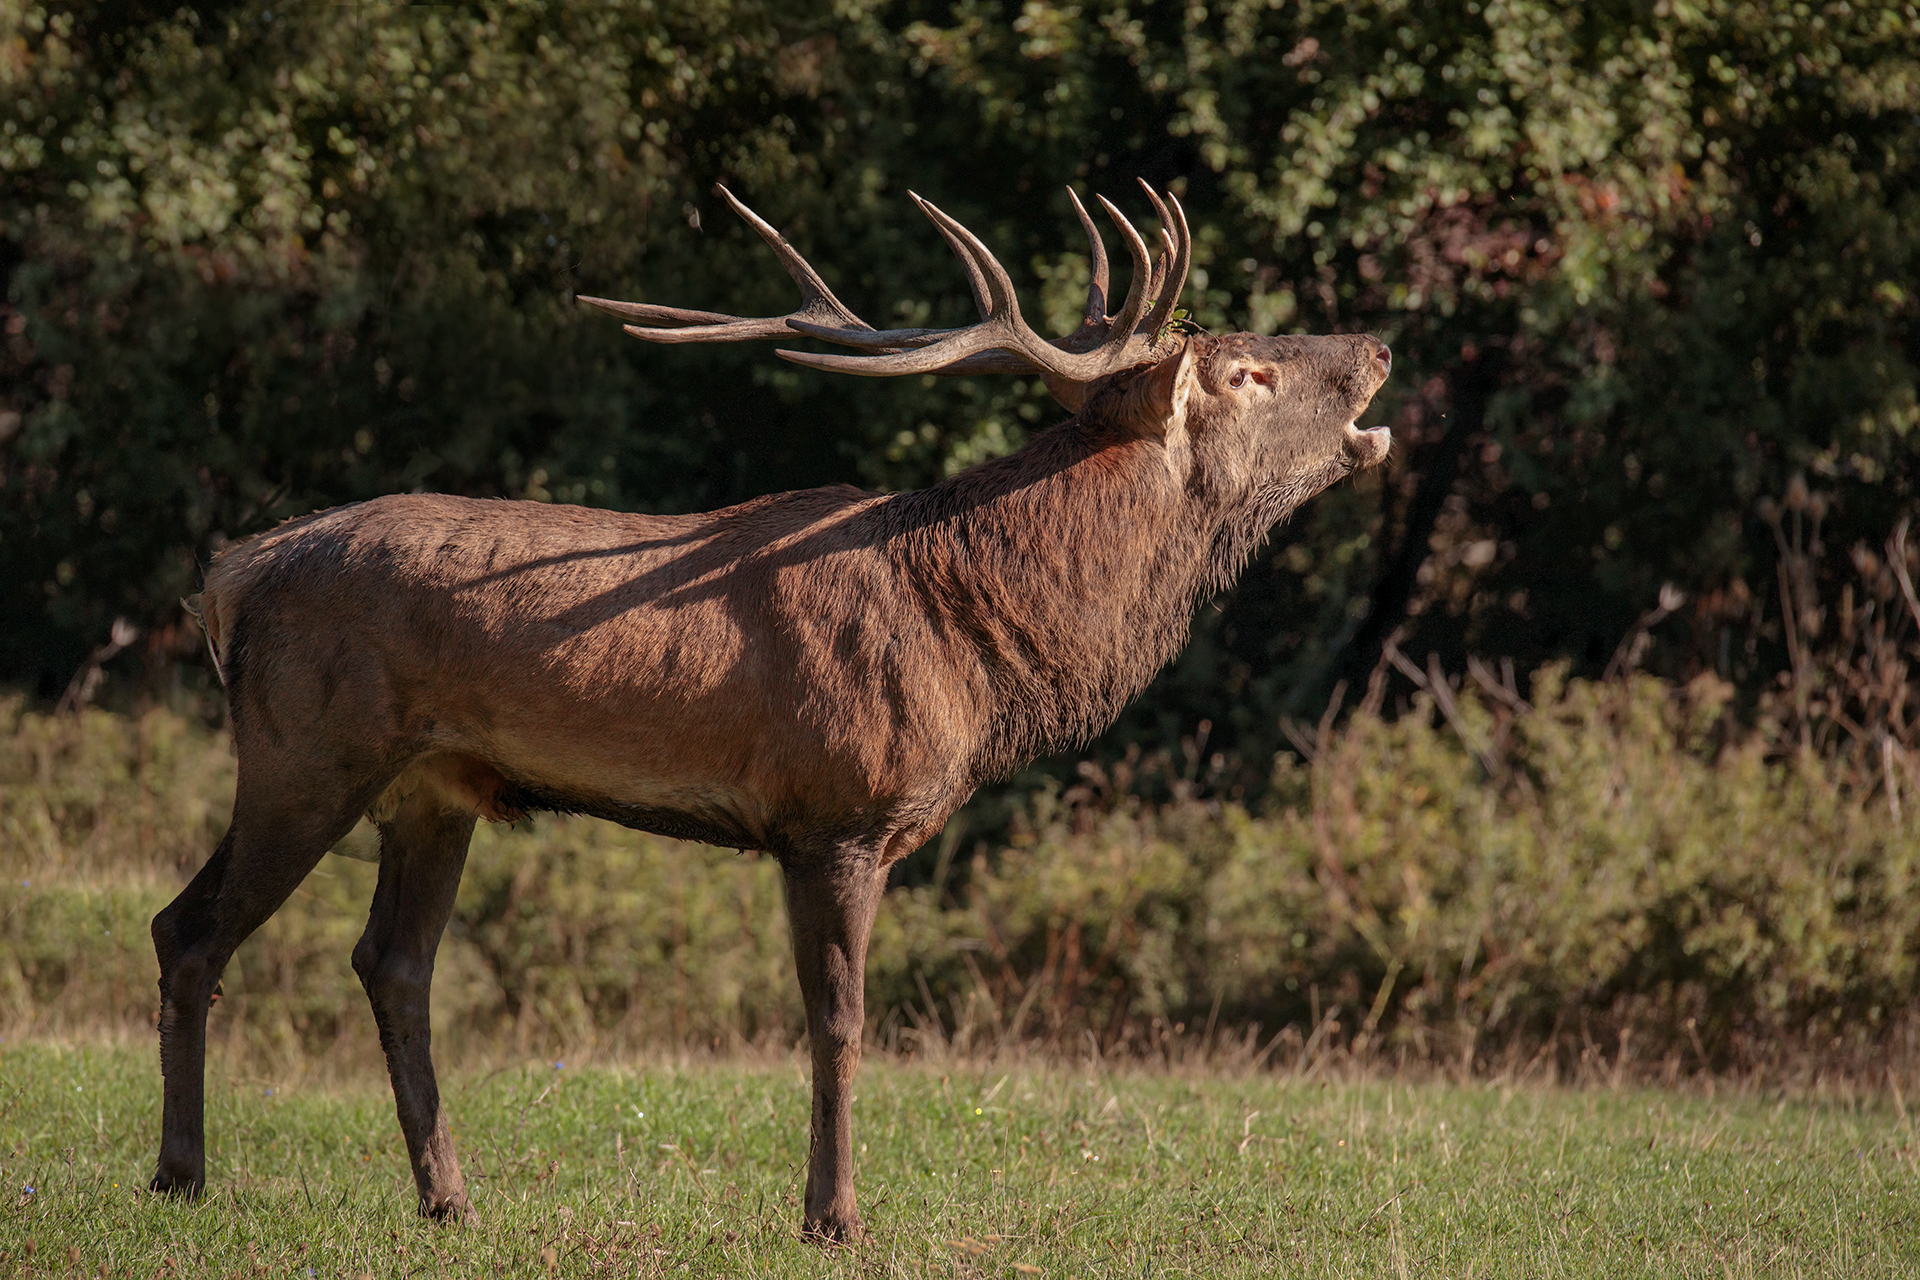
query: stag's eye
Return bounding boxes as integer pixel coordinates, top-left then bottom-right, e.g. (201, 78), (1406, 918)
(1230, 370), (1249, 389)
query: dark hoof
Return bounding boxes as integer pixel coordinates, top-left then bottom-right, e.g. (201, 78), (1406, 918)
(420, 1195), (477, 1225)
(800, 1215), (868, 1246)
(148, 1170), (204, 1199)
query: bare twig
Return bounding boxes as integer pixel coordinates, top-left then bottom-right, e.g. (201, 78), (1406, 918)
(1603, 583), (1686, 682)
(1467, 655), (1531, 714)
(1314, 679), (1348, 759)
(1888, 519), (1920, 635)
(1386, 642), (1497, 774)
(505, 1080), (557, 1166)
(1775, 558), (1805, 689)
(56, 617), (139, 715)
(1383, 641), (1428, 692)
(1884, 735), (1904, 824)
(1367, 1182), (1420, 1220)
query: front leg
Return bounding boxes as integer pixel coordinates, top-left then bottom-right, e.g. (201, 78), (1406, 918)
(782, 852), (886, 1243)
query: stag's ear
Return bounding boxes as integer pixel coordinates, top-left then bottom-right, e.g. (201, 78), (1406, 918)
(1113, 340), (1197, 440)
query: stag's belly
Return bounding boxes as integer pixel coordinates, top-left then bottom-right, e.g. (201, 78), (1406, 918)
(368, 747), (773, 849)
(379, 647), (965, 854)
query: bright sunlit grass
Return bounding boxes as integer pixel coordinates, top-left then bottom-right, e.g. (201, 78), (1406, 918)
(3, 1042), (1917, 1277)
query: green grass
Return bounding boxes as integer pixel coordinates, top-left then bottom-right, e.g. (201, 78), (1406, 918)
(2, 1043), (1917, 1277)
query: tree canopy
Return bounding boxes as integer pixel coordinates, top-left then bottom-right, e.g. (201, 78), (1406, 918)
(4, 0), (1917, 779)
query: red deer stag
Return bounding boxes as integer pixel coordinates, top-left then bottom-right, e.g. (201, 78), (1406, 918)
(151, 180), (1392, 1242)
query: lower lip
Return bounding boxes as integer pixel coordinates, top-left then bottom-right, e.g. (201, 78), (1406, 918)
(1345, 423), (1392, 463)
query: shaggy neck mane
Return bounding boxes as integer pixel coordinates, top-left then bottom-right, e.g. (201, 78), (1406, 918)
(868, 413), (1270, 781)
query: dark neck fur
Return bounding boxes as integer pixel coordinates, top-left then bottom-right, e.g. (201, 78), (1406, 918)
(868, 416), (1281, 782)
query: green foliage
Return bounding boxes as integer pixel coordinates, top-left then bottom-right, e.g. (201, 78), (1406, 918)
(452, 824), (800, 1051)
(903, 666), (1920, 1069)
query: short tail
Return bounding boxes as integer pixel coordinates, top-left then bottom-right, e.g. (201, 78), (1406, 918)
(183, 589), (233, 688)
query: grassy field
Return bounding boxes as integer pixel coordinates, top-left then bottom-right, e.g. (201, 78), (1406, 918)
(1, 1042), (1916, 1277)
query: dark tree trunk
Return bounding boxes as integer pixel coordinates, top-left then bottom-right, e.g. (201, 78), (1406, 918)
(1339, 345), (1506, 694)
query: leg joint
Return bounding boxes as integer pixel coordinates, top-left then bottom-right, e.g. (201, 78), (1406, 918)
(815, 1003), (865, 1049)
(352, 941), (433, 1003)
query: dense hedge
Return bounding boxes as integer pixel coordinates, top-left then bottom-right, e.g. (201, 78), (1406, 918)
(6, 673), (1915, 1077)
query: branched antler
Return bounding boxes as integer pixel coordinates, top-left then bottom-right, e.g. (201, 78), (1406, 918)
(580, 180), (1192, 396)
(577, 185), (876, 343)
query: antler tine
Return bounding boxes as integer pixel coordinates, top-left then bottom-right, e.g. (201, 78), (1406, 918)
(575, 293), (822, 345)
(1065, 187), (1111, 330)
(783, 191), (1025, 353)
(711, 184), (869, 326)
(792, 187), (1132, 359)
(782, 194), (1057, 376)
(910, 191), (996, 320)
(912, 195), (1032, 327)
(1134, 181), (1192, 338)
(816, 192), (1180, 382)
(574, 298), (741, 328)
(1093, 194), (1155, 350)
(1136, 189), (1172, 318)
(1166, 190), (1194, 318)
(579, 184), (877, 345)
(1147, 231), (1172, 320)
(777, 315), (1045, 378)
(783, 192), (1032, 357)
(780, 195), (1059, 378)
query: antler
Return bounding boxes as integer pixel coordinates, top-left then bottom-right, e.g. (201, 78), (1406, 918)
(577, 185), (877, 343)
(581, 179), (1192, 391)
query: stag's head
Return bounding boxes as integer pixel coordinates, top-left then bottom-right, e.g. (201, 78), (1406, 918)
(1075, 327), (1393, 532)
(580, 180), (1391, 525)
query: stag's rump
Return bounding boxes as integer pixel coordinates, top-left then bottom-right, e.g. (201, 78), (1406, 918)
(199, 491), (974, 851)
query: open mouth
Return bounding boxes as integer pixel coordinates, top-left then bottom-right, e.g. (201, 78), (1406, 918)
(1344, 421), (1393, 469)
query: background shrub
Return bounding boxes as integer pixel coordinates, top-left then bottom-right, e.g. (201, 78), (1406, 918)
(6, 674), (1915, 1078)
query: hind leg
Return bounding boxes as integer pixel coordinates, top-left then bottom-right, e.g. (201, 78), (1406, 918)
(353, 790), (477, 1221)
(150, 776), (364, 1196)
